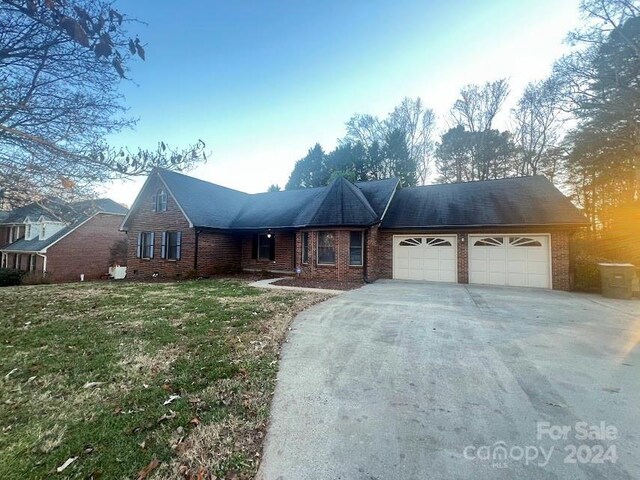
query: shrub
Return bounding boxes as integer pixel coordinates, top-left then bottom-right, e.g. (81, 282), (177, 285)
(0, 268), (25, 287)
(572, 255), (604, 292)
(21, 272), (52, 285)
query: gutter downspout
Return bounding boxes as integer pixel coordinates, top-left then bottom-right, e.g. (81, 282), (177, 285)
(363, 228), (369, 283)
(37, 253), (47, 278)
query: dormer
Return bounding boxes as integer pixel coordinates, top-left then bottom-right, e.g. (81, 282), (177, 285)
(23, 216), (39, 240)
(36, 215), (66, 241)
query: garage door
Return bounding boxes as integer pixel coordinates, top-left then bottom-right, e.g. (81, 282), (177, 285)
(469, 235), (551, 288)
(393, 235), (457, 282)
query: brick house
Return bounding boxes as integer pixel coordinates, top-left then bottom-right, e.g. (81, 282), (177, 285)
(0, 198), (128, 282)
(122, 169), (587, 290)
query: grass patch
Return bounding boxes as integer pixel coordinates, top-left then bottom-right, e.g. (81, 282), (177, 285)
(0, 279), (328, 479)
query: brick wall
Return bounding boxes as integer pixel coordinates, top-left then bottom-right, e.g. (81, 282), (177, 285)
(46, 213), (127, 282)
(378, 228), (575, 291)
(125, 174), (242, 279)
(551, 231), (571, 291)
(240, 232), (295, 272)
(198, 231), (241, 275)
(126, 175), (196, 279)
(293, 228), (367, 282)
(365, 225), (380, 281)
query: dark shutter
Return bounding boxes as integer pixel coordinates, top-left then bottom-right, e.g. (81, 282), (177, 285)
(269, 235), (276, 261)
(149, 232), (155, 259)
(176, 232), (182, 260)
(136, 232), (142, 258)
(251, 235), (258, 259)
(161, 232), (167, 259)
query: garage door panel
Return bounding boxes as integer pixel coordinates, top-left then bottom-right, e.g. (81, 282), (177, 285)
(393, 235), (457, 283)
(470, 234), (550, 289)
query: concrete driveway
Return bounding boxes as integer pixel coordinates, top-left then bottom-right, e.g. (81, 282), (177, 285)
(258, 280), (640, 480)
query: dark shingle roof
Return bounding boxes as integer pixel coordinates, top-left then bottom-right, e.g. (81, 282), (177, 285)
(355, 178), (399, 217)
(2, 224), (75, 253)
(381, 176), (588, 229)
(231, 187), (326, 229)
(159, 169), (249, 228)
(0, 199), (66, 224)
(0, 197), (127, 225)
(71, 198), (128, 215)
(154, 170), (392, 229)
(305, 177), (378, 227)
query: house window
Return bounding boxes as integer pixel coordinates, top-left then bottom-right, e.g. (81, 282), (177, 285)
(317, 231), (335, 265)
(349, 231), (363, 266)
(162, 231), (182, 260)
(137, 232), (154, 259)
(474, 237), (504, 247)
(154, 190), (168, 212)
(302, 232), (309, 264)
(13, 254), (21, 270)
(29, 254), (36, 272)
(259, 234), (275, 261)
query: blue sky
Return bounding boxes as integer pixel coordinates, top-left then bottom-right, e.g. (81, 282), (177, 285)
(104, 0), (581, 205)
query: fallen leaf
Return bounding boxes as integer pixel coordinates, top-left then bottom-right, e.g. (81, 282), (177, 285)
(136, 458), (160, 479)
(189, 417), (200, 426)
(56, 456), (78, 472)
(163, 394), (181, 406)
(158, 410), (177, 423)
(83, 381), (103, 389)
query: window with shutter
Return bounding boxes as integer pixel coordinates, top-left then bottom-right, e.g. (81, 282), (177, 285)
(164, 231), (181, 260)
(140, 232), (154, 259)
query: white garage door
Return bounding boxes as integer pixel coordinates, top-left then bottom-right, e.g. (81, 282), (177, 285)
(393, 235), (457, 282)
(469, 235), (551, 288)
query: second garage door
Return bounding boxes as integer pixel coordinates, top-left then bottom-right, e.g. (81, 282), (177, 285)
(393, 235), (457, 282)
(469, 235), (551, 288)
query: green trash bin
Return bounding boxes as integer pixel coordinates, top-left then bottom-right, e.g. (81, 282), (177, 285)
(598, 263), (635, 300)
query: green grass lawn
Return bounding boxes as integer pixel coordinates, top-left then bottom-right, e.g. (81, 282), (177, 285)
(0, 279), (326, 479)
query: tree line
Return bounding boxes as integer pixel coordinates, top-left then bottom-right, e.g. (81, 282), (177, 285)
(284, 0), (640, 250)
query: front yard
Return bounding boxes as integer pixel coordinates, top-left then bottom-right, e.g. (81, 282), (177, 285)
(0, 279), (327, 479)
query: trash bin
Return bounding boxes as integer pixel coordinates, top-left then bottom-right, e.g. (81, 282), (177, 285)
(598, 263), (635, 300)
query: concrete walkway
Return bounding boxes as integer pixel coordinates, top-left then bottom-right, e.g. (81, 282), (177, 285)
(249, 277), (345, 295)
(257, 280), (640, 480)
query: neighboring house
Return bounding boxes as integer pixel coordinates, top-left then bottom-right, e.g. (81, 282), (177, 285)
(0, 198), (128, 282)
(122, 169), (588, 290)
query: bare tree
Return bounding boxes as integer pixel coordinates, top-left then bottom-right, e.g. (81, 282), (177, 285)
(450, 79), (510, 132)
(511, 79), (565, 179)
(0, 0), (207, 207)
(343, 97), (435, 184)
(385, 97), (435, 184)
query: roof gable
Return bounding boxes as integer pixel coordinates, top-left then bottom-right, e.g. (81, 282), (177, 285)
(304, 176), (378, 227)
